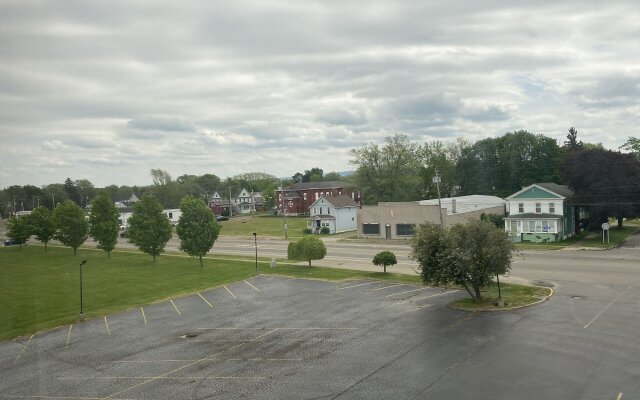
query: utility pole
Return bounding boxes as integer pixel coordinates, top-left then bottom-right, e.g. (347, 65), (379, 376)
(229, 187), (233, 218)
(432, 171), (444, 230)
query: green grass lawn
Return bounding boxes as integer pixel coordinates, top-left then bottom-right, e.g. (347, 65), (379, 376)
(451, 282), (551, 310)
(578, 226), (638, 248)
(0, 245), (421, 340)
(514, 231), (588, 250)
(217, 214), (309, 239)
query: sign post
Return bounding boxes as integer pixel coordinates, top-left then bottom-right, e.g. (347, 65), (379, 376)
(601, 222), (610, 244)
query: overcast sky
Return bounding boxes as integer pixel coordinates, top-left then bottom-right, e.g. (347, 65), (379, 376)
(1, 1), (639, 188)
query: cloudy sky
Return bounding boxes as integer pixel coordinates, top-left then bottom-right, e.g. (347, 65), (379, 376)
(1, 1), (639, 188)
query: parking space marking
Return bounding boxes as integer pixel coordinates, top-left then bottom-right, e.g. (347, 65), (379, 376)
(337, 282), (376, 290)
(198, 293), (214, 308)
(224, 285), (237, 298)
(250, 328), (279, 341)
(60, 376), (266, 380)
(244, 280), (260, 292)
(584, 286), (630, 329)
(369, 283), (404, 291)
(384, 287), (425, 297)
(617, 392), (623, 400)
(393, 290), (459, 305)
(197, 327), (357, 331)
(170, 299), (181, 315)
(113, 358), (303, 363)
(65, 325), (73, 348)
(104, 316), (111, 336)
(0, 396), (136, 400)
(140, 307), (147, 325)
(15, 334), (33, 362)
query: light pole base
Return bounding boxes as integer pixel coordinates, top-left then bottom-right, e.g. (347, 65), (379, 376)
(496, 297), (504, 307)
(79, 313), (84, 321)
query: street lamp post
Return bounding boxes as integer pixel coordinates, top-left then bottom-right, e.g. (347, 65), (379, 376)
(496, 273), (504, 307)
(432, 172), (444, 230)
(253, 232), (258, 275)
(79, 260), (87, 319)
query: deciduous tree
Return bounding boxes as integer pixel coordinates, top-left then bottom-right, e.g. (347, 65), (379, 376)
(29, 206), (55, 251)
(52, 200), (88, 255)
(127, 194), (172, 263)
(287, 235), (327, 267)
(7, 215), (31, 249)
(90, 191), (120, 258)
(372, 251), (397, 273)
(176, 196), (220, 268)
(411, 221), (513, 303)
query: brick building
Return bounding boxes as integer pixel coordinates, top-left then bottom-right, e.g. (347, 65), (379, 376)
(276, 181), (361, 216)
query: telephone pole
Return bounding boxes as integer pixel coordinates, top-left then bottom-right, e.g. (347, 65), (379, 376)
(432, 171), (444, 230)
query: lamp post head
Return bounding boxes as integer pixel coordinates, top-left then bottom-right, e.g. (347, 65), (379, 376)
(80, 260), (87, 267)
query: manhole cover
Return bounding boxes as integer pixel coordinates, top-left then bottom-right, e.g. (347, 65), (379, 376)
(180, 333), (198, 339)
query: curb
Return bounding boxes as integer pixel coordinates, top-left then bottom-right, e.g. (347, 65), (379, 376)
(448, 286), (554, 312)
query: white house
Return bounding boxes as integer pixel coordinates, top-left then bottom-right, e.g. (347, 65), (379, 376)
(117, 208), (181, 227)
(308, 195), (359, 234)
(504, 183), (575, 243)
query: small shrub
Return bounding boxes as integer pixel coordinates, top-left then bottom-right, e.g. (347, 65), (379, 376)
(372, 251), (397, 273)
(320, 227), (330, 234)
(303, 228), (313, 235)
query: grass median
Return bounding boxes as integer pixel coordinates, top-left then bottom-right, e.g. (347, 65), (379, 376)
(450, 282), (552, 311)
(0, 245), (421, 340)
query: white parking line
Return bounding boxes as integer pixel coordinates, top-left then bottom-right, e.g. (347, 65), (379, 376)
(384, 287), (425, 297)
(170, 299), (181, 315)
(244, 280), (260, 291)
(337, 282), (376, 290)
(584, 286), (630, 329)
(198, 293), (213, 308)
(140, 307), (148, 325)
(65, 325), (73, 348)
(104, 316), (111, 336)
(224, 285), (237, 298)
(15, 335), (33, 362)
(369, 283), (404, 291)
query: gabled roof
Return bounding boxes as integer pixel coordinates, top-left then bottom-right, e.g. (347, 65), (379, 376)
(286, 181), (353, 190)
(506, 183), (573, 200)
(310, 195), (359, 209)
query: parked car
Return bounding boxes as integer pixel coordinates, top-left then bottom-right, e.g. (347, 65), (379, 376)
(216, 216), (229, 222)
(3, 239), (18, 246)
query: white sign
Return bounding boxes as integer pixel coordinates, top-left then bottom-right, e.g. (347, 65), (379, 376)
(601, 223), (610, 231)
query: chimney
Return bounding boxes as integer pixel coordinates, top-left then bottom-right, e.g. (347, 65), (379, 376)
(451, 199), (457, 213)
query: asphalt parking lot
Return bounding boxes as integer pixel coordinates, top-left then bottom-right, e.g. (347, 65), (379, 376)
(1, 275), (639, 399)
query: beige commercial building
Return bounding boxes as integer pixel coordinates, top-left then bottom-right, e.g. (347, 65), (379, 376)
(357, 195), (505, 239)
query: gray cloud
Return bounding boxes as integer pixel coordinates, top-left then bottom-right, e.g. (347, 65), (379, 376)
(0, 0), (639, 187)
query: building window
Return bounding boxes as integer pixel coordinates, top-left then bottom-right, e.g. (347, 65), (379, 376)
(319, 207), (323, 214)
(315, 192), (319, 200)
(327, 208), (330, 215)
(528, 220), (536, 232)
(168, 212), (173, 219)
(517, 203), (524, 213)
(396, 224), (416, 236)
(362, 223), (380, 235)
(313, 207), (316, 215)
(535, 203), (541, 213)
(549, 203), (555, 213)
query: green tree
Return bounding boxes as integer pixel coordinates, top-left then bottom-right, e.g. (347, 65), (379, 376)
(323, 171), (343, 181)
(620, 136), (640, 160)
(176, 196), (220, 268)
(90, 191), (120, 258)
(561, 148), (640, 229)
(410, 221), (513, 303)
(75, 179), (96, 208)
(303, 168), (324, 183)
(372, 251), (397, 273)
(564, 127), (583, 151)
(52, 200), (88, 255)
(29, 206), (55, 251)
(63, 178), (81, 205)
(350, 134), (422, 204)
(287, 235), (327, 267)
(127, 194), (172, 263)
(7, 215), (31, 249)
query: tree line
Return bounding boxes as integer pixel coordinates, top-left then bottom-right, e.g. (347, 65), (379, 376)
(7, 191), (220, 267)
(349, 129), (640, 229)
